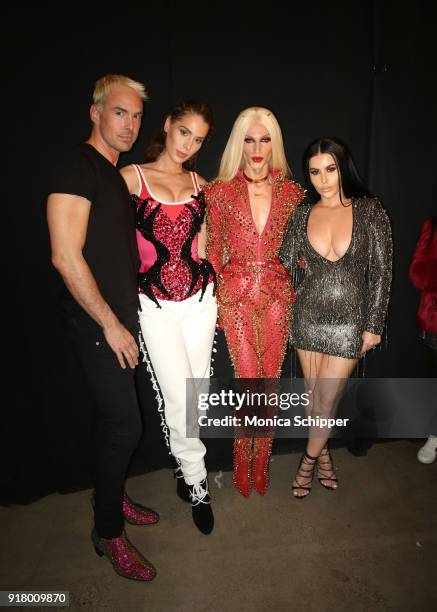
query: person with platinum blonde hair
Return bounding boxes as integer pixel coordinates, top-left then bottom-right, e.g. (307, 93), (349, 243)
(47, 74), (158, 581)
(93, 74), (148, 109)
(204, 106), (304, 498)
(218, 107), (290, 181)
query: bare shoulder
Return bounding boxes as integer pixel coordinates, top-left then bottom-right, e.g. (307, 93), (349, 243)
(137, 162), (159, 176)
(196, 174), (208, 189)
(119, 164), (138, 194)
(119, 163), (136, 178)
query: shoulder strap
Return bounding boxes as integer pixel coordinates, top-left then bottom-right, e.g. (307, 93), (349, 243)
(191, 171), (200, 194)
(133, 164), (149, 198)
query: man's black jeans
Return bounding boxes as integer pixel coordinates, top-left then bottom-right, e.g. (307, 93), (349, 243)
(66, 314), (143, 539)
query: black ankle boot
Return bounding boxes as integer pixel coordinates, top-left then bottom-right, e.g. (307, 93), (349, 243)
(174, 466), (191, 503)
(188, 478), (214, 535)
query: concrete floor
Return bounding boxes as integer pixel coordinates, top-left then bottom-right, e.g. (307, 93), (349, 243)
(1, 441), (436, 612)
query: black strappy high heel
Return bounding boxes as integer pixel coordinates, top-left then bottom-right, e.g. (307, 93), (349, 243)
(292, 452), (318, 498)
(317, 446), (338, 490)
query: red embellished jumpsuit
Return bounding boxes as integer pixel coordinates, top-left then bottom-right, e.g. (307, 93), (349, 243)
(205, 170), (304, 379)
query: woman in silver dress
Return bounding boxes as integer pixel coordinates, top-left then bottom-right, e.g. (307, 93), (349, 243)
(279, 137), (393, 498)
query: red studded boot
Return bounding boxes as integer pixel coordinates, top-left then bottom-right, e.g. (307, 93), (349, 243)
(233, 438), (253, 497)
(252, 437), (273, 496)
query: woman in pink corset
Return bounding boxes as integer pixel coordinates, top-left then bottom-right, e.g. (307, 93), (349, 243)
(121, 100), (216, 535)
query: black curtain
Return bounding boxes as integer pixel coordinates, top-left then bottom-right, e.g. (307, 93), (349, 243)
(4, 2), (435, 503)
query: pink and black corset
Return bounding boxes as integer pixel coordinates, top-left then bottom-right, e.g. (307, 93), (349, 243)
(131, 165), (216, 308)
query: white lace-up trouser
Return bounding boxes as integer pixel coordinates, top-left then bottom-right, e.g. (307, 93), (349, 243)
(139, 283), (217, 485)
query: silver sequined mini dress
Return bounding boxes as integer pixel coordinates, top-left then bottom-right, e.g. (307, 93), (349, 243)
(279, 197), (393, 359)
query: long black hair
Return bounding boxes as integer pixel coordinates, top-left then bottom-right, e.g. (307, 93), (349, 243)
(302, 137), (372, 205)
(143, 100), (213, 171)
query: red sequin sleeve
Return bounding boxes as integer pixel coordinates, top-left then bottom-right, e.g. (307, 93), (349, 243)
(204, 180), (227, 276)
(287, 179), (305, 209)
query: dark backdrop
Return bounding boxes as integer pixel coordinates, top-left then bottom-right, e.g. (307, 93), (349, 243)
(4, 2), (435, 504)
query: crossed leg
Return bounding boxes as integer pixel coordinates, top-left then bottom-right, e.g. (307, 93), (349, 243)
(292, 349), (357, 497)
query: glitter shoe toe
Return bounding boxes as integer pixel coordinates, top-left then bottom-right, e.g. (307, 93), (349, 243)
(123, 493), (160, 525)
(91, 529), (156, 581)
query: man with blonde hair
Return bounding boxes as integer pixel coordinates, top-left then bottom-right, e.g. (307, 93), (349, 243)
(47, 75), (158, 581)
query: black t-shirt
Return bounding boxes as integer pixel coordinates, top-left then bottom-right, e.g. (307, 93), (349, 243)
(49, 142), (140, 329)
